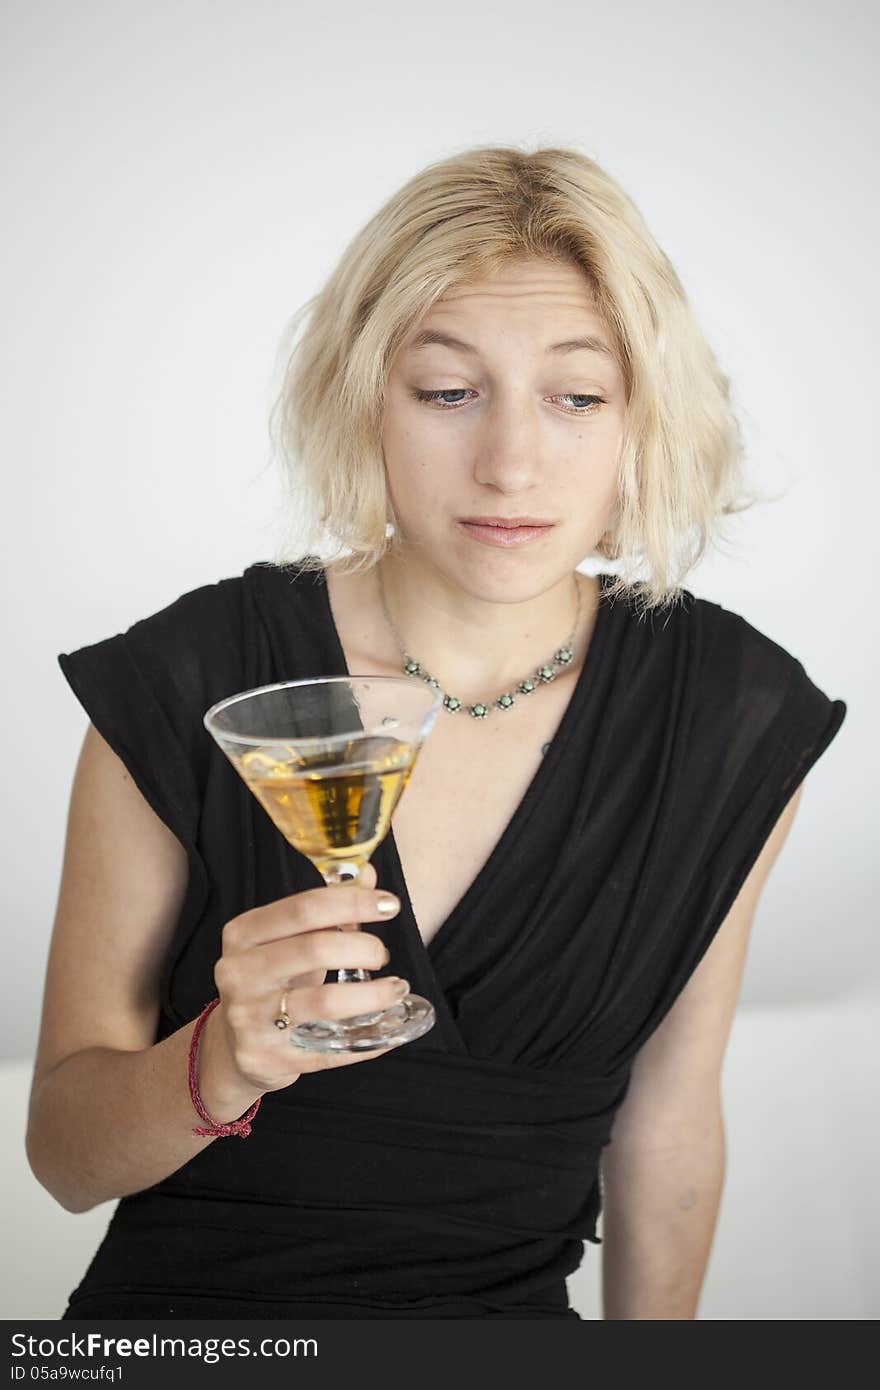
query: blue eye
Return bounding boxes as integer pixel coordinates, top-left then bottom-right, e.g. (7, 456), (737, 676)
(411, 388), (606, 414)
(559, 394), (606, 413)
(412, 389), (472, 408)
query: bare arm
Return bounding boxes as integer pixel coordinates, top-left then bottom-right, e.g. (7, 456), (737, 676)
(25, 724), (265, 1212)
(601, 782), (805, 1318)
(600, 1107), (725, 1319)
(26, 723), (402, 1213)
(27, 1024), (267, 1214)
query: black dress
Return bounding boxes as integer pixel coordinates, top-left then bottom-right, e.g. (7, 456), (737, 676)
(55, 561), (847, 1319)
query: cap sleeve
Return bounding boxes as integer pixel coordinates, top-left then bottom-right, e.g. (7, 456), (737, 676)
(57, 579), (238, 852)
(694, 608), (848, 919)
(606, 604), (848, 1064)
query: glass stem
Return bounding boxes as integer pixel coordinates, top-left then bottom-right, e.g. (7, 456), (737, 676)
(323, 860), (370, 984)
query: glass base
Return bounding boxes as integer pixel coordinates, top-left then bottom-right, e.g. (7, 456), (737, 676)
(287, 993), (435, 1053)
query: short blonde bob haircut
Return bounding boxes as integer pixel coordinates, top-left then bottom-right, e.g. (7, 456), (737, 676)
(268, 143), (762, 613)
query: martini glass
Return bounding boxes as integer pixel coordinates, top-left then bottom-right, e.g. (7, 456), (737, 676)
(203, 676), (442, 1052)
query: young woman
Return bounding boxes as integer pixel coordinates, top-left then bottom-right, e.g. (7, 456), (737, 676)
(27, 144), (847, 1320)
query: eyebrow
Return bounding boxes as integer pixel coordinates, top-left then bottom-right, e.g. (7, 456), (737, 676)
(406, 328), (615, 358)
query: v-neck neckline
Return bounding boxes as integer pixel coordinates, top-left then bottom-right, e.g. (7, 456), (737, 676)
(315, 564), (614, 971)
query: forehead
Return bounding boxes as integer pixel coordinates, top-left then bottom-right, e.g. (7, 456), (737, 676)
(402, 259), (615, 358)
(438, 258), (598, 310)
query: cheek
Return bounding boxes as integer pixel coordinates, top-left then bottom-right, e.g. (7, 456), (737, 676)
(383, 450), (448, 530)
(383, 418), (461, 508)
(558, 422), (621, 480)
(382, 406), (431, 476)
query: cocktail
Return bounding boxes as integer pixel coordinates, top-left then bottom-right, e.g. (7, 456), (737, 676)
(203, 676), (441, 1051)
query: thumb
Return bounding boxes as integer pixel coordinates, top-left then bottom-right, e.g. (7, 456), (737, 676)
(359, 862), (378, 889)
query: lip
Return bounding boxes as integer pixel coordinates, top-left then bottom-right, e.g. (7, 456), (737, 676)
(459, 515), (553, 527)
(457, 519), (554, 548)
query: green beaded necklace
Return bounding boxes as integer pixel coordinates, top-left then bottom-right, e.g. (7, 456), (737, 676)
(376, 562), (583, 719)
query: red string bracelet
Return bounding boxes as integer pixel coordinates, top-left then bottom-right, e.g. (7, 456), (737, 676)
(188, 997), (262, 1138)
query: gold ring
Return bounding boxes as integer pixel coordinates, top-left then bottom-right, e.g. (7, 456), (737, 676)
(274, 991), (291, 1030)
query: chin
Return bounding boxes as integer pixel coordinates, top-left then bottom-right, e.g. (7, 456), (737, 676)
(448, 550), (563, 603)
(396, 529), (567, 595)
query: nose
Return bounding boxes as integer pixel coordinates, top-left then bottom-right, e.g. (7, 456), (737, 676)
(471, 391), (544, 493)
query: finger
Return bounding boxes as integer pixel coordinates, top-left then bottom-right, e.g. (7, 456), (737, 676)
(224, 883), (401, 949)
(232, 927), (393, 989)
(333, 861), (381, 931)
(286, 976), (411, 1023)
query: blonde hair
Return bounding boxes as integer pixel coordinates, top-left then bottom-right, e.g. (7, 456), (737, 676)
(268, 143), (767, 613)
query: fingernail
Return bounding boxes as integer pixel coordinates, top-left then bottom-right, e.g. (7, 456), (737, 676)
(376, 894), (400, 914)
(390, 977), (410, 997)
(382, 946), (391, 966)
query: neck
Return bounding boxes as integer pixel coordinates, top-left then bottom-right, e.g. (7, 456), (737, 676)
(375, 549), (594, 700)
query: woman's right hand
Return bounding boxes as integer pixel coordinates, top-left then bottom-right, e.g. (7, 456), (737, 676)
(202, 863), (407, 1099)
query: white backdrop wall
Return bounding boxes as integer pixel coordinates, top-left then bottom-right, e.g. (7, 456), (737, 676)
(2, 1), (873, 1099)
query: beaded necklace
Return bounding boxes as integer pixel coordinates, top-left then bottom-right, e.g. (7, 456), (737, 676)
(376, 562), (582, 719)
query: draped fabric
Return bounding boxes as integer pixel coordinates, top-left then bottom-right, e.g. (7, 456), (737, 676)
(55, 560), (847, 1319)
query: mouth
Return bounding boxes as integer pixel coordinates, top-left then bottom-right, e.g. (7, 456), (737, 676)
(457, 518), (555, 548)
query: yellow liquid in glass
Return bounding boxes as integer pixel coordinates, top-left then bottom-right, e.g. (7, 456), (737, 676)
(238, 734), (416, 874)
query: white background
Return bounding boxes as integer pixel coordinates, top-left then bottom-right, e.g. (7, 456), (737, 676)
(2, 0), (876, 1319)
